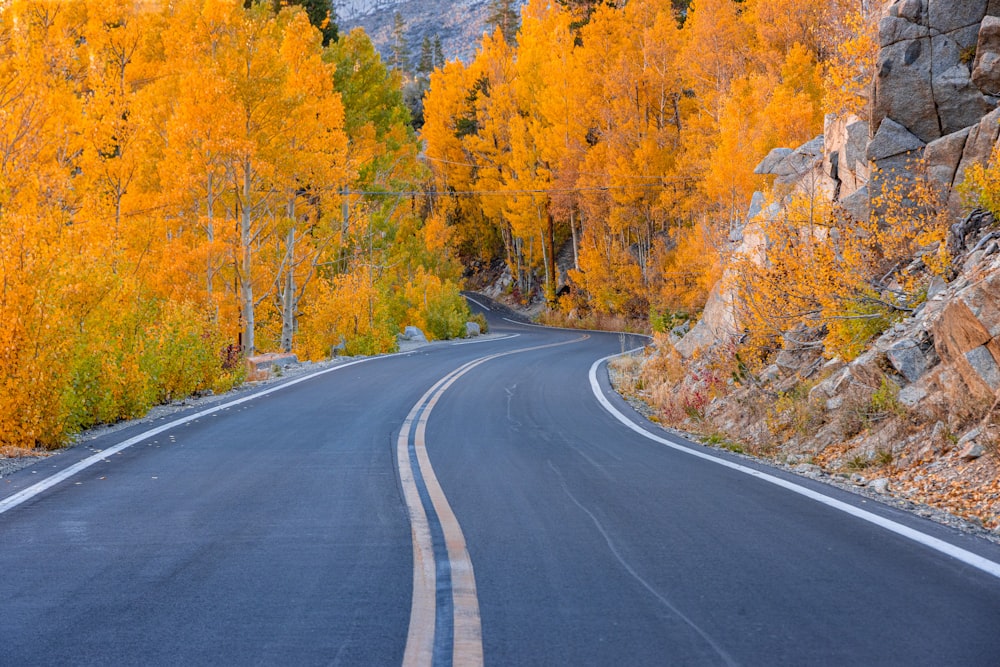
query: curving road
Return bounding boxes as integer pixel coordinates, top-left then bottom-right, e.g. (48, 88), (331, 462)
(2, 295), (1000, 666)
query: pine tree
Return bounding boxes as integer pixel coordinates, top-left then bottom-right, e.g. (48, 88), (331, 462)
(433, 35), (445, 68)
(390, 11), (410, 73)
(486, 0), (520, 45)
(418, 36), (434, 75)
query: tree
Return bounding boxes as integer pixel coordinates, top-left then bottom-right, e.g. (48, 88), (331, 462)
(486, 0), (520, 46)
(389, 11), (409, 73)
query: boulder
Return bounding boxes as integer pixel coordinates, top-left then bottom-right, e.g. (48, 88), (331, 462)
(898, 383), (928, 406)
(754, 148), (793, 175)
(872, 34), (938, 142)
(465, 321), (481, 337)
(868, 117), (926, 161)
(837, 185), (870, 221)
(402, 326), (428, 342)
(886, 338), (933, 382)
(933, 64), (990, 135)
(965, 344), (1000, 390)
(953, 107), (1000, 190)
(873, 1), (995, 144)
(924, 126), (971, 188)
(973, 15), (1000, 94)
(675, 282), (738, 359)
(928, 0), (989, 33)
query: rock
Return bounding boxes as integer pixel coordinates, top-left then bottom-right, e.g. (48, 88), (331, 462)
(871, 477), (893, 493)
(886, 338), (932, 382)
(851, 473), (867, 485)
(965, 344), (1000, 390)
(760, 364), (781, 383)
(898, 383), (928, 406)
(953, 107), (1000, 193)
(837, 185), (869, 220)
(933, 65), (989, 135)
(754, 148), (793, 175)
(794, 463), (823, 476)
(958, 427), (982, 446)
(868, 117), (926, 161)
(403, 326), (428, 342)
(928, 0), (989, 33)
(465, 321), (481, 337)
(927, 275), (948, 299)
(675, 282), (738, 359)
(924, 126), (971, 188)
(826, 396), (845, 411)
(895, 0), (924, 24)
(958, 270), (1000, 338)
(973, 16), (1000, 94)
(809, 366), (851, 401)
(960, 441), (986, 459)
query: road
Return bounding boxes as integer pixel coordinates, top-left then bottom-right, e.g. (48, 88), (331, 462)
(2, 295), (1000, 666)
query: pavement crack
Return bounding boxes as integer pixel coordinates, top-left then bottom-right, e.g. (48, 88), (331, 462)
(547, 461), (738, 667)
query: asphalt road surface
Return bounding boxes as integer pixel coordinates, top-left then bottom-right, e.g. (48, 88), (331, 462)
(2, 295), (1000, 666)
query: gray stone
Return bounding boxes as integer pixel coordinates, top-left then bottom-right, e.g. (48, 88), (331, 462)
(879, 15), (929, 48)
(973, 16), (1000, 94)
(886, 338), (932, 382)
(933, 64), (990, 135)
(958, 427), (982, 446)
(754, 148), (793, 175)
(873, 35), (938, 142)
(675, 282), (738, 359)
(924, 126), (971, 187)
(794, 463), (823, 476)
(851, 473), (867, 485)
(870, 477), (893, 494)
(465, 321), (481, 337)
(868, 117), (927, 161)
(929, 0), (986, 32)
(838, 185), (869, 220)
(960, 441), (986, 459)
(954, 107), (1000, 189)
(965, 344), (1000, 389)
(898, 383), (929, 406)
(826, 395), (845, 411)
(845, 121), (871, 170)
(403, 325), (428, 342)
(897, 0), (925, 23)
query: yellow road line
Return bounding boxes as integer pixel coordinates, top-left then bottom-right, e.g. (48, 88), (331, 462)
(399, 335), (588, 666)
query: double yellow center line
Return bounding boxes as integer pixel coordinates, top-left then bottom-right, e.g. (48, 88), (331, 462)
(397, 335), (588, 666)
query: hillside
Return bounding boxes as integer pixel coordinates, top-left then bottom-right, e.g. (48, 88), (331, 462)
(619, 0), (1000, 533)
(337, 0), (526, 63)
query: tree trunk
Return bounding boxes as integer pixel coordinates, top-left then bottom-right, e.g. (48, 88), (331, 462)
(545, 211), (556, 305)
(240, 161), (255, 356)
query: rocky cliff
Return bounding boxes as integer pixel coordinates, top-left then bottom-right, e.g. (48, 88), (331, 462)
(643, 0), (1000, 533)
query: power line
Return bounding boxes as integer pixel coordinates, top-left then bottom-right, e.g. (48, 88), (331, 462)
(346, 184), (671, 197)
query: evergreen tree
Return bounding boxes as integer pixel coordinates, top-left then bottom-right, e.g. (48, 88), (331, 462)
(433, 35), (445, 68)
(418, 36), (434, 75)
(486, 0), (520, 45)
(390, 11), (410, 73)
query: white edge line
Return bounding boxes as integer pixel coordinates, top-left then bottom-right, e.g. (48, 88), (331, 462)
(0, 355), (392, 515)
(462, 294), (492, 312)
(451, 334), (520, 346)
(500, 316), (654, 339)
(589, 350), (1000, 581)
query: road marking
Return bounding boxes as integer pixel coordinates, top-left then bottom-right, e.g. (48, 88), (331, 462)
(589, 351), (1000, 581)
(462, 294), (492, 312)
(0, 355), (396, 516)
(450, 334), (520, 346)
(399, 335), (589, 667)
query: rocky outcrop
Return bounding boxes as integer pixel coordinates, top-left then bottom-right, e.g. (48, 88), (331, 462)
(872, 0), (1000, 144)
